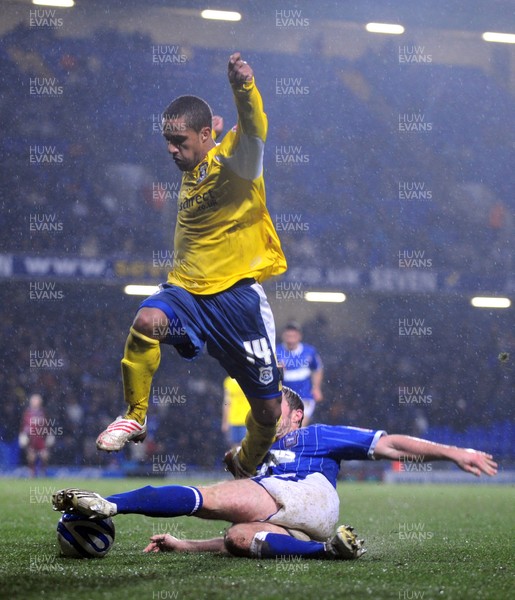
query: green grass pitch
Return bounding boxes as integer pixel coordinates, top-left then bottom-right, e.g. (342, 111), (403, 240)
(0, 478), (512, 600)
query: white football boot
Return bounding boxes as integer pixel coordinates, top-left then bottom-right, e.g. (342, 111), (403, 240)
(53, 488), (117, 519)
(96, 416), (147, 451)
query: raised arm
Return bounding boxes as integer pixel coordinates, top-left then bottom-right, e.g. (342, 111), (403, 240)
(219, 52), (267, 180)
(373, 434), (498, 477)
(228, 52), (267, 140)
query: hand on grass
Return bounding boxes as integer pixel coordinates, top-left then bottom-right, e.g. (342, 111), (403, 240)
(144, 534), (181, 553)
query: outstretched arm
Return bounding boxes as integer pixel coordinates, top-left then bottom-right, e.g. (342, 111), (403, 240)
(144, 534), (228, 554)
(373, 434), (498, 477)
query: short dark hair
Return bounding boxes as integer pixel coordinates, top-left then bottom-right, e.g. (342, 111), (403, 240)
(162, 95), (213, 133)
(282, 386), (304, 427)
(284, 321), (302, 332)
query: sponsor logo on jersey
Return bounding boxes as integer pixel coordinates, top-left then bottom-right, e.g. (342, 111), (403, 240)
(178, 189), (217, 212)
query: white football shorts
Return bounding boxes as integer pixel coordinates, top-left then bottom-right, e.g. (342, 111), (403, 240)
(255, 472), (339, 541)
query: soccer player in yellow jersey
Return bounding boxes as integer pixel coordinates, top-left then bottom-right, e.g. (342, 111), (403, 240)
(96, 53), (287, 478)
(222, 376), (250, 448)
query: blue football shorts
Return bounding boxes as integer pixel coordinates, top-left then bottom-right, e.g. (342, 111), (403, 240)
(139, 279), (282, 400)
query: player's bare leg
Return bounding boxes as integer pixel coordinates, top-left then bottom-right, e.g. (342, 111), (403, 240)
(27, 447), (36, 478)
(224, 522), (290, 557)
(52, 478), (279, 521)
(39, 448), (49, 478)
(196, 479), (279, 522)
(96, 307), (166, 452)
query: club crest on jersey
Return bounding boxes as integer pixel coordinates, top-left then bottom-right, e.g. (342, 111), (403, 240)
(283, 431), (299, 448)
(258, 366), (273, 385)
(197, 161), (208, 184)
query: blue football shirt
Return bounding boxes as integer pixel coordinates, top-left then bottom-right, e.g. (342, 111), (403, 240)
(276, 343), (323, 401)
(256, 424), (386, 488)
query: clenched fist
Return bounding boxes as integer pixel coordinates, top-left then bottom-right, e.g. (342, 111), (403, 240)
(228, 52), (253, 86)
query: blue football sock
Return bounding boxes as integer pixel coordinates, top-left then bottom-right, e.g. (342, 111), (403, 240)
(252, 532), (327, 559)
(107, 485), (202, 517)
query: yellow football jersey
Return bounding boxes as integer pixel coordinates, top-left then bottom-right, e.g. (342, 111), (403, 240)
(223, 376), (250, 426)
(167, 78), (287, 294)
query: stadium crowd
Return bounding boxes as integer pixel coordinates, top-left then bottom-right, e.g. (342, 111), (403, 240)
(1, 25), (513, 271)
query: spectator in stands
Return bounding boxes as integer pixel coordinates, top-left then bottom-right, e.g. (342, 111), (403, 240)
(19, 393), (54, 477)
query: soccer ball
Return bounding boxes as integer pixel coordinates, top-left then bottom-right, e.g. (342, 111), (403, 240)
(57, 513), (115, 559)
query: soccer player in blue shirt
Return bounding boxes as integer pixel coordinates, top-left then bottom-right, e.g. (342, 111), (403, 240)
(276, 322), (323, 424)
(53, 388), (497, 561)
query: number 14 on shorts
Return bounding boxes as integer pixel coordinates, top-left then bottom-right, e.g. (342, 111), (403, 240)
(243, 338), (272, 365)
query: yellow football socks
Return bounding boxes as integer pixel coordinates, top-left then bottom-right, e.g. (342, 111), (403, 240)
(121, 327), (161, 425)
(239, 411), (279, 474)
